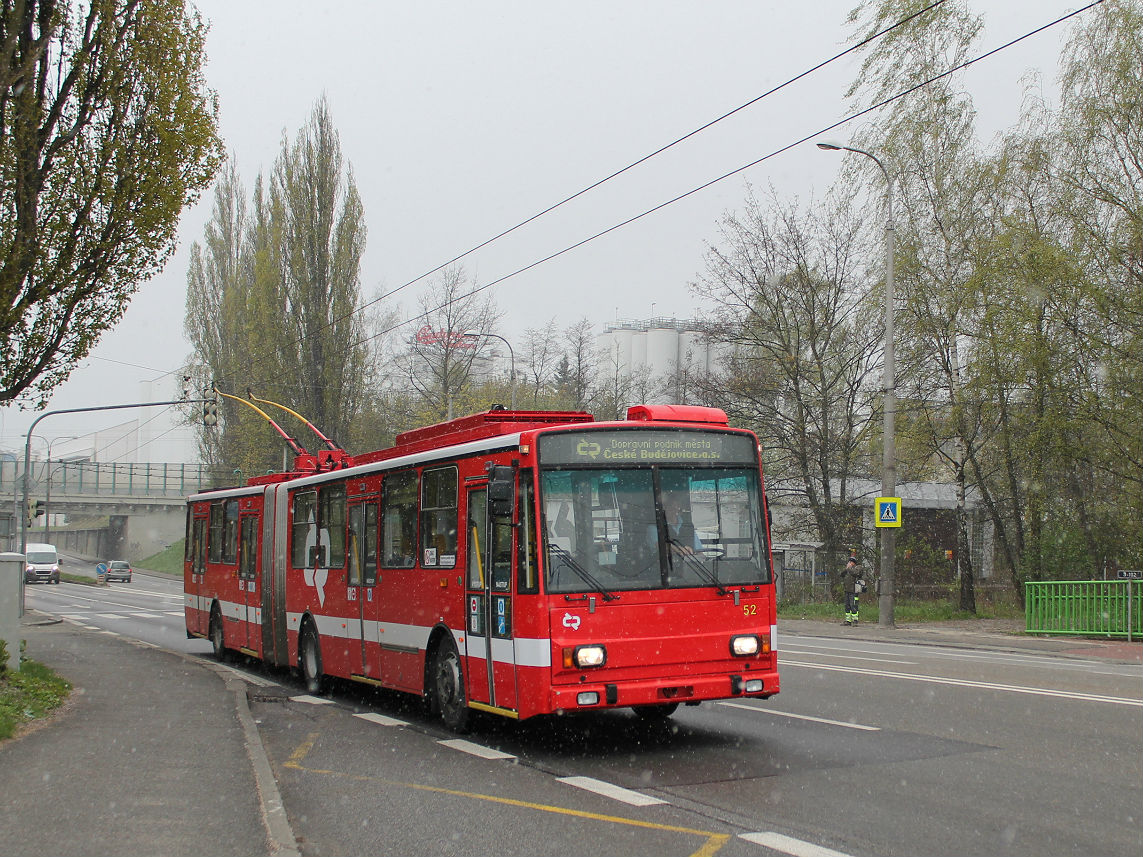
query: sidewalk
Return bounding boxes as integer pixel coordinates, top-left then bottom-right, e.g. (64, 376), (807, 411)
(779, 616), (1143, 663)
(0, 613), (294, 857)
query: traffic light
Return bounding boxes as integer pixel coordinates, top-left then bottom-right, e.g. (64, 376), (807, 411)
(204, 400), (219, 426)
(35, 500), (45, 519)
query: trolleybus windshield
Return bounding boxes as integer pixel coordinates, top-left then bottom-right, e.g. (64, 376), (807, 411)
(538, 430), (771, 594)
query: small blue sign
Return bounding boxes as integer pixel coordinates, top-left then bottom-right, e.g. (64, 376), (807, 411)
(875, 496), (902, 528)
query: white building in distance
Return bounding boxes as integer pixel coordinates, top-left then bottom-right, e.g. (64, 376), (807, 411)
(596, 318), (717, 405)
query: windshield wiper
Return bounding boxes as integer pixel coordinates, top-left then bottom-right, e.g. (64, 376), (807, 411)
(549, 544), (617, 601)
(667, 539), (730, 596)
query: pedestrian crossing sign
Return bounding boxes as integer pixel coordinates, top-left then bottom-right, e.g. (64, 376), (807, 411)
(876, 497), (902, 528)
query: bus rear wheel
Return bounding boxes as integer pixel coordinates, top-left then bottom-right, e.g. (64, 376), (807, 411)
(432, 639), (470, 733)
(300, 624), (326, 695)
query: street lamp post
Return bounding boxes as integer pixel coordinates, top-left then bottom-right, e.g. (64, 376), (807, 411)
(817, 140), (896, 628)
(462, 330), (516, 411)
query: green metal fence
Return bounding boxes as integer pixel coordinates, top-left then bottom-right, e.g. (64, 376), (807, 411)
(1025, 580), (1141, 640)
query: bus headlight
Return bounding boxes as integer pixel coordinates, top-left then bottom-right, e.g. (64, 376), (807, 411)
(730, 634), (761, 657)
(564, 645), (607, 668)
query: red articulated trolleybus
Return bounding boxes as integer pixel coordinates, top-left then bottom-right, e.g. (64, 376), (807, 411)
(185, 404), (780, 731)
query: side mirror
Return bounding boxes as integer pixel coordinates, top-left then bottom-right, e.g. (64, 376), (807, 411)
(487, 465), (515, 520)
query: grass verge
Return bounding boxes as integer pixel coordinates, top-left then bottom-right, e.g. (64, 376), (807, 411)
(0, 643), (72, 741)
(140, 539), (185, 575)
(778, 598), (1023, 624)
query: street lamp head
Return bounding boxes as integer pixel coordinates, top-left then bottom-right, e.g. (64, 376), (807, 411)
(816, 140), (844, 151)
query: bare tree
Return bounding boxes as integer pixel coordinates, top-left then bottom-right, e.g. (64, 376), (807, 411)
(693, 186), (881, 562)
(399, 267), (500, 421)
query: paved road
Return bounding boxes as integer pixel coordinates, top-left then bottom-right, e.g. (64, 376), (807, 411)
(8, 573), (1142, 856)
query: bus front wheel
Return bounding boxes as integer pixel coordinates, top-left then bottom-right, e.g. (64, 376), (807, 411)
(432, 640), (471, 733)
(633, 703), (678, 721)
(209, 608), (228, 662)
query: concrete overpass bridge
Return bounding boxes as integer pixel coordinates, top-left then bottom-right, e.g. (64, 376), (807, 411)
(2, 460), (232, 561)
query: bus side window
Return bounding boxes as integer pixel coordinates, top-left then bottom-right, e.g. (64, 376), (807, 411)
(421, 466), (458, 567)
(322, 483), (347, 568)
(208, 502), (224, 563)
(518, 472), (538, 594)
(381, 471), (417, 569)
(222, 499), (239, 565)
(291, 491), (317, 567)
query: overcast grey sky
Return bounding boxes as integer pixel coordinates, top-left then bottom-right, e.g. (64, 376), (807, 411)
(1, 0), (1084, 459)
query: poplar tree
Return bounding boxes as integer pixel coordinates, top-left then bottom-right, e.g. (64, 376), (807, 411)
(185, 98), (374, 474)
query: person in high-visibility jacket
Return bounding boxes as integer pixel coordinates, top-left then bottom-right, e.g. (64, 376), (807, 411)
(841, 550), (862, 625)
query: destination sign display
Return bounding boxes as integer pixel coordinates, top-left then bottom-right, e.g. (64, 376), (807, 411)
(539, 430), (757, 466)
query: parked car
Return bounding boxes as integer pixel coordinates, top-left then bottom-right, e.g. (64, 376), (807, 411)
(104, 560), (133, 583)
(25, 543), (61, 585)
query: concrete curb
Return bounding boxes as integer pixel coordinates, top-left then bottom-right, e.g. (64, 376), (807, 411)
(224, 671), (302, 857)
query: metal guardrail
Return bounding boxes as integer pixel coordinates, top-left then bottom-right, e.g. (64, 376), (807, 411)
(2, 460), (230, 498)
(1025, 580), (1141, 641)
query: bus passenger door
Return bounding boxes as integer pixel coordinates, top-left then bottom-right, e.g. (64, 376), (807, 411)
(187, 516), (207, 635)
(238, 514), (259, 653)
(346, 502), (379, 679)
(465, 487), (518, 713)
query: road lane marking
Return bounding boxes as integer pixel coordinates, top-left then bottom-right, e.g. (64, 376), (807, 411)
(557, 775), (667, 806)
(291, 694), (335, 705)
(438, 738), (516, 760)
(740, 831), (853, 857)
(285, 733), (727, 854)
(718, 702), (880, 731)
(211, 662), (278, 687)
(354, 712), (406, 727)
(782, 659), (1143, 706)
(781, 648), (916, 665)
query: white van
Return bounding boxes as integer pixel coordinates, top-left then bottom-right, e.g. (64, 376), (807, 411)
(25, 543), (60, 585)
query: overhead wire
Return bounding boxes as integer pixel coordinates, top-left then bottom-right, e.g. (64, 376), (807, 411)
(46, 0), (1103, 450)
(336, 0), (1107, 358)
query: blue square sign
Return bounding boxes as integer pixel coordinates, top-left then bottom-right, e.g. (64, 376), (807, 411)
(876, 496), (902, 528)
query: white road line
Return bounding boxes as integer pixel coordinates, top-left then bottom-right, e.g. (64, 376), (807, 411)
(212, 663), (278, 688)
(437, 739), (516, 760)
(782, 659), (1143, 707)
(291, 694), (335, 705)
(354, 712), (407, 727)
(131, 612), (162, 619)
(781, 649), (916, 665)
(718, 702), (880, 731)
(740, 831), (854, 857)
(557, 776), (667, 806)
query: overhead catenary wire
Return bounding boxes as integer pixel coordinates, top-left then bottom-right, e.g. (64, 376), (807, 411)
(333, 0), (1107, 359)
(32, 1), (1103, 430)
(202, 1), (950, 397)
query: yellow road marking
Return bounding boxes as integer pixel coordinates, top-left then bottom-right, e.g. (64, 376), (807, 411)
(285, 732), (729, 857)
